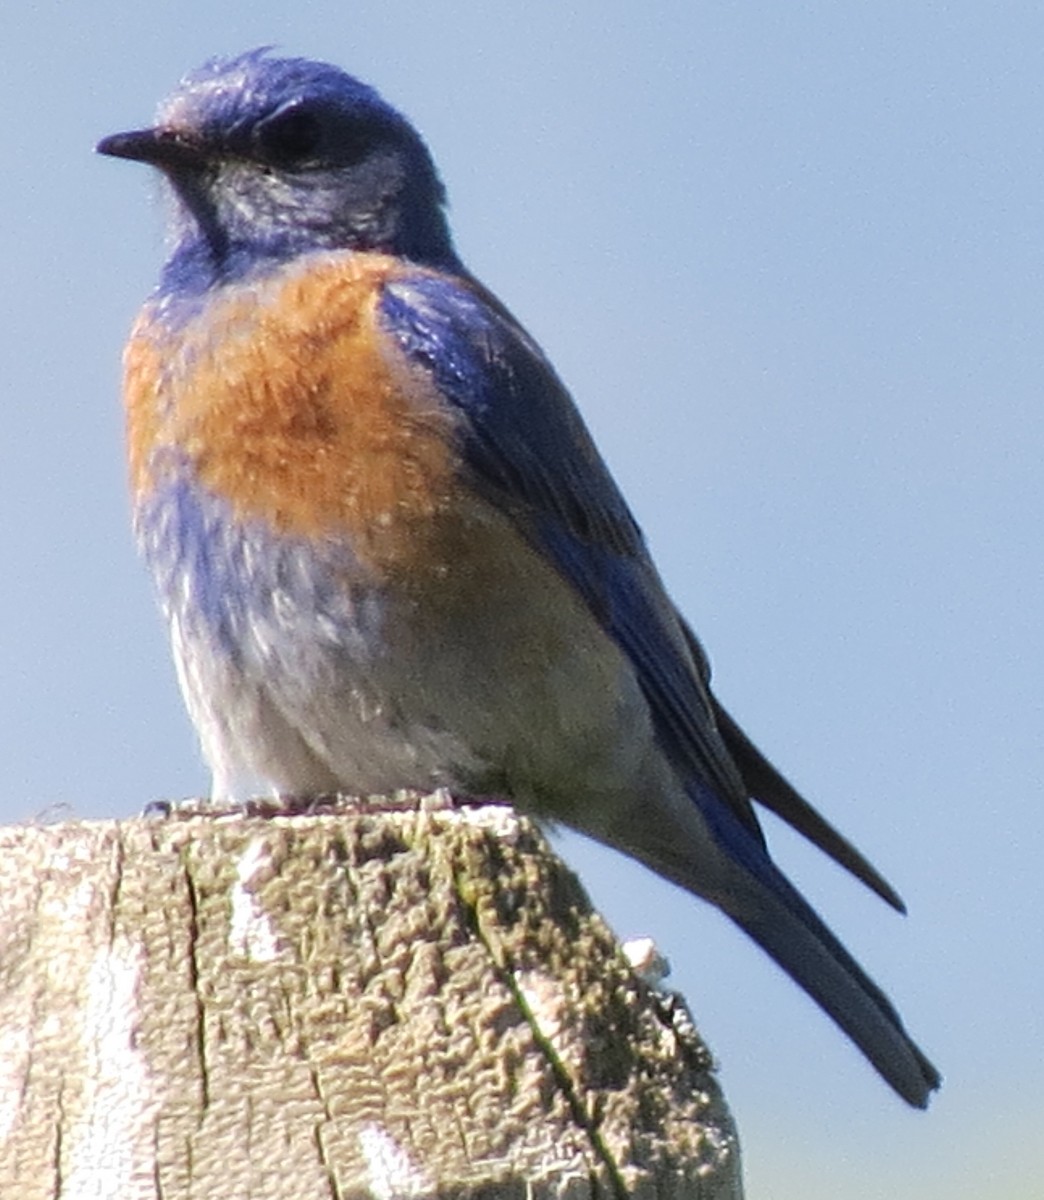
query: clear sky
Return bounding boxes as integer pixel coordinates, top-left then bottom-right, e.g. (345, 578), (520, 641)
(3, 3), (1041, 1196)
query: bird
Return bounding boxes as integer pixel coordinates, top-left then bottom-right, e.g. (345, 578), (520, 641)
(98, 49), (940, 1107)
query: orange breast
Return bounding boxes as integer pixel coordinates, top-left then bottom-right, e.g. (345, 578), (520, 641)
(124, 254), (463, 573)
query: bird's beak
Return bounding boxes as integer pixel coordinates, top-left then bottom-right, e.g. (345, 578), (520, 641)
(96, 127), (210, 171)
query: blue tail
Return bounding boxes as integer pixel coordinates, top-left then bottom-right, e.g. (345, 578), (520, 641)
(617, 783), (941, 1107)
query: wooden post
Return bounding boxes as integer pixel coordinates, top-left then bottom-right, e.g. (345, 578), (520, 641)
(0, 795), (742, 1199)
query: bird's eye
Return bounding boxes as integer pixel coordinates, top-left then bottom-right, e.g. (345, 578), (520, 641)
(254, 104), (324, 166)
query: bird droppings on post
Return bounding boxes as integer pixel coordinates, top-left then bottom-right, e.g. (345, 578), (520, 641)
(622, 938), (672, 990)
(65, 939), (156, 1195)
(228, 836), (283, 962)
(357, 1121), (436, 1200)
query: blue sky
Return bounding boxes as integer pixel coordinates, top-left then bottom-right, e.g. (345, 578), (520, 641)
(3, 4), (1042, 1196)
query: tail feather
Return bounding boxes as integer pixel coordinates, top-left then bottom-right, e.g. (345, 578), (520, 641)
(718, 849), (941, 1106)
(713, 700), (907, 913)
(613, 785), (941, 1107)
(676, 619), (906, 912)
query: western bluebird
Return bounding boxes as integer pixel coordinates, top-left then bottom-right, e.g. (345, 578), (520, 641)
(98, 50), (939, 1106)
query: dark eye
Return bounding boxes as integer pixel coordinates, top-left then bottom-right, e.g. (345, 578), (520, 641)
(254, 103), (324, 166)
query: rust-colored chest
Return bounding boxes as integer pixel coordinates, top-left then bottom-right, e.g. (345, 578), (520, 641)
(124, 254), (465, 571)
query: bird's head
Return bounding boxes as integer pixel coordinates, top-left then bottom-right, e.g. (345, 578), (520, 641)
(98, 50), (458, 290)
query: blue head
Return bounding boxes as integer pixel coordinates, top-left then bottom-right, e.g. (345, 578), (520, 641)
(98, 50), (459, 291)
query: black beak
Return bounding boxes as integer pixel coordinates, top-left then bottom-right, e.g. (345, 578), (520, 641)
(96, 127), (210, 170)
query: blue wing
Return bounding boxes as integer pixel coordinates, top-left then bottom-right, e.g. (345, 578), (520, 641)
(381, 272), (757, 823)
(380, 269), (899, 903)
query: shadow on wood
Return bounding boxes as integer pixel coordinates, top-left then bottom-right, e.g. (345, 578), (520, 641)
(0, 795), (742, 1199)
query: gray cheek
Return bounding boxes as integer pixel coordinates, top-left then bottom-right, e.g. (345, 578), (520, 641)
(216, 165), (349, 246)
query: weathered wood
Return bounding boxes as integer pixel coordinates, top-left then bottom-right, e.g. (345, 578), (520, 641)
(0, 796), (742, 1199)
